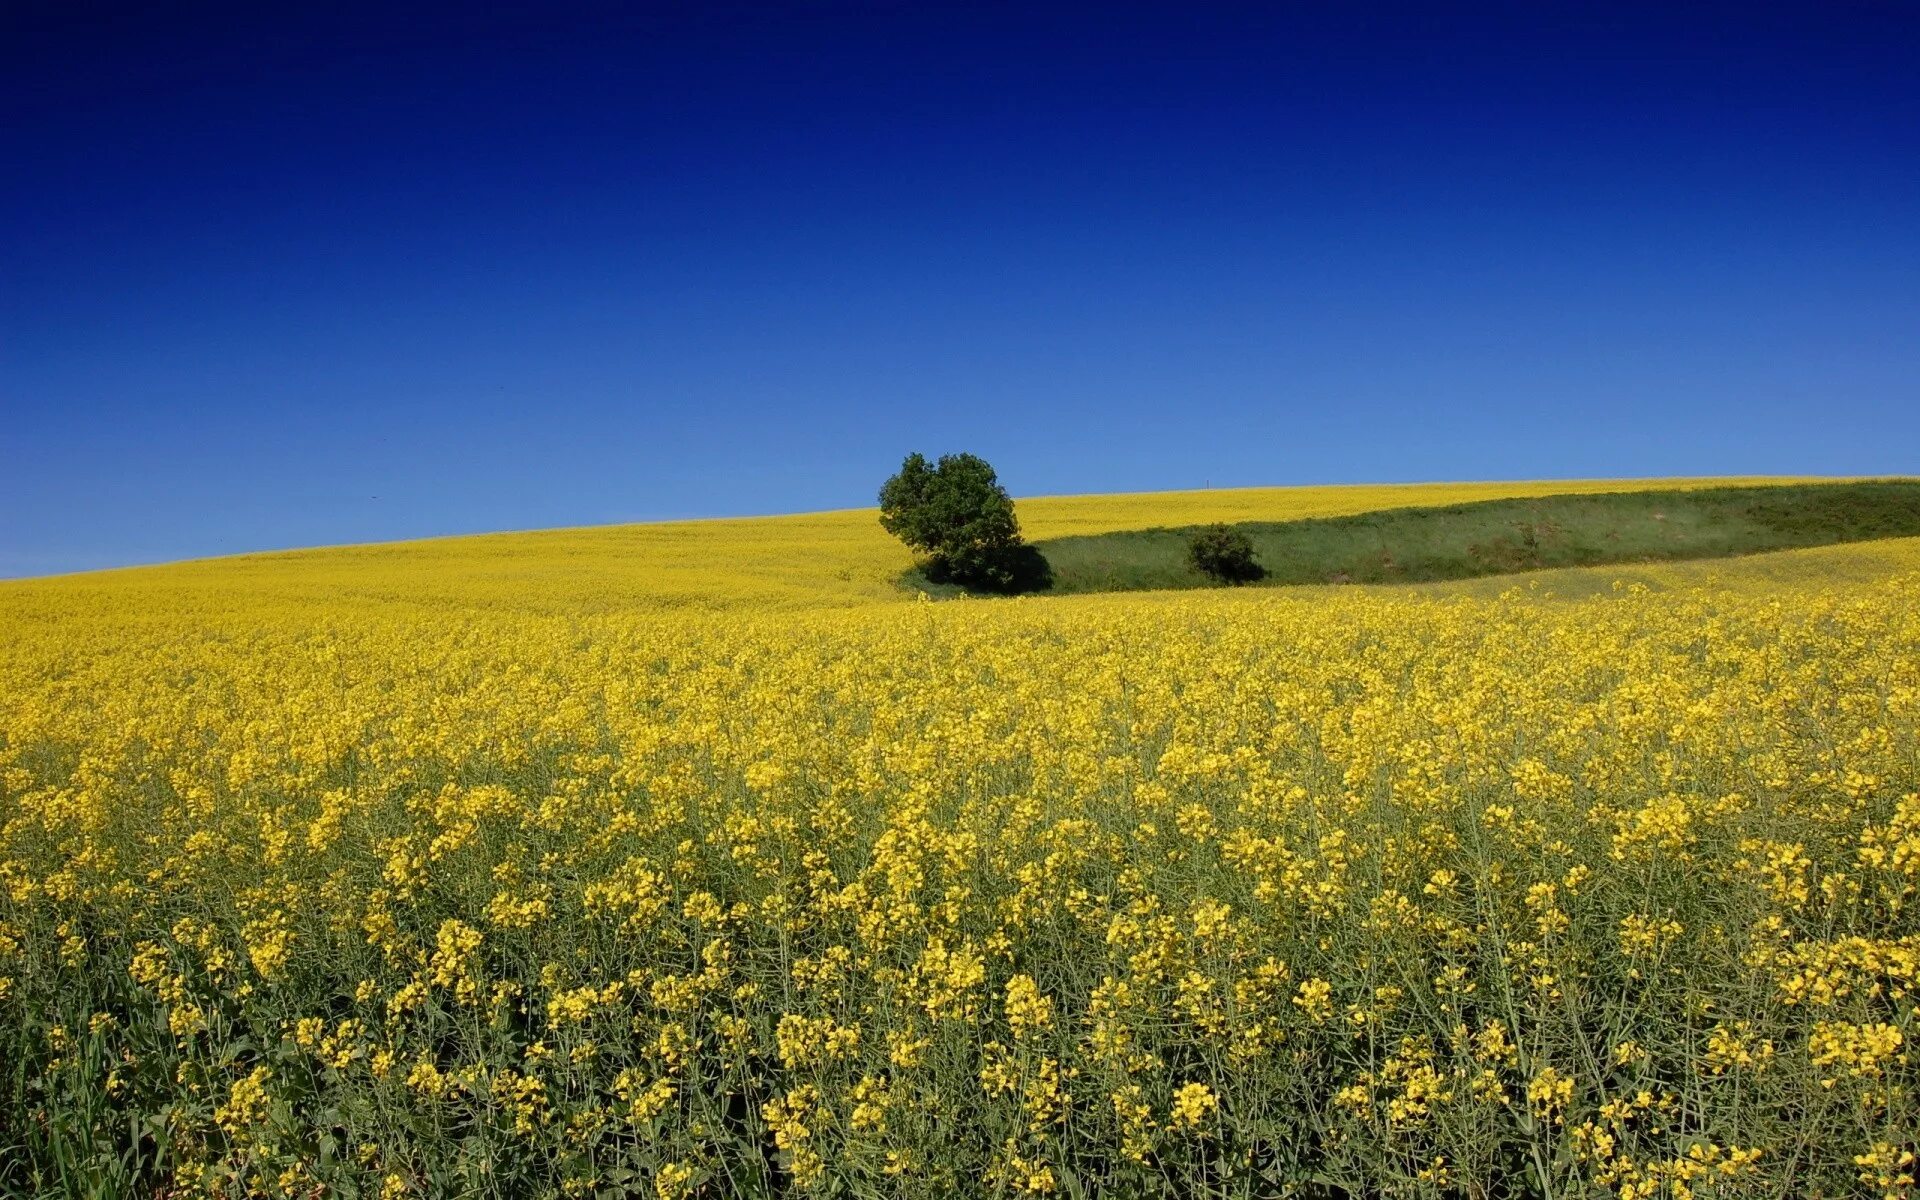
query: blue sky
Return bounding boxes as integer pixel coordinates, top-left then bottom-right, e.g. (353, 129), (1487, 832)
(4, 2), (1916, 577)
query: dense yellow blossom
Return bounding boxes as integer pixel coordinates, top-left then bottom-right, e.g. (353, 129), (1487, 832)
(1169, 1082), (1220, 1132)
(2, 481), (1917, 1196)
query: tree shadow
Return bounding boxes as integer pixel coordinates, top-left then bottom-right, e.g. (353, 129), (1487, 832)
(996, 544), (1056, 594)
(1203, 557), (1267, 585)
(913, 544), (1056, 596)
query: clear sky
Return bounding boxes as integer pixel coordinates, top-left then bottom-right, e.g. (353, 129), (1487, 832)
(4, 2), (1916, 577)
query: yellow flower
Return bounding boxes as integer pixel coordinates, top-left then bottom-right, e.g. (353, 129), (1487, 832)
(1526, 1067), (1574, 1122)
(1170, 1081), (1220, 1131)
(1809, 1021), (1906, 1085)
(1292, 978), (1333, 1024)
(214, 1066), (275, 1141)
(654, 1161), (698, 1200)
(1004, 974), (1053, 1037)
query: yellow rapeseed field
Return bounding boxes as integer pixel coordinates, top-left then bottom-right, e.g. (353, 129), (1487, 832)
(2, 479), (1916, 1198)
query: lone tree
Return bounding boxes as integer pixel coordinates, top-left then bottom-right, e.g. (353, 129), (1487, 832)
(879, 452), (1033, 591)
(1187, 523), (1263, 584)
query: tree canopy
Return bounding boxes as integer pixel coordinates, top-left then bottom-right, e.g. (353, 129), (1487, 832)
(879, 452), (1034, 592)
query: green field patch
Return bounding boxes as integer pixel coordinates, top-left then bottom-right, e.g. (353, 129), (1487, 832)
(906, 480), (1920, 595)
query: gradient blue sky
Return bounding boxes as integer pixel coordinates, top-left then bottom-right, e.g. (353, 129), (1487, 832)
(5, 2), (1917, 577)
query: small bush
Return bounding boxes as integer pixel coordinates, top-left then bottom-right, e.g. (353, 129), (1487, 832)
(1187, 524), (1263, 584)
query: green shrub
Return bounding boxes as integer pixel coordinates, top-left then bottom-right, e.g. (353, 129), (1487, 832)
(1187, 523), (1263, 584)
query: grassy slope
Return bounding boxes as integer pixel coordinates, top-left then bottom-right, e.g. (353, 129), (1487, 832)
(1024, 480), (1920, 595)
(0, 477), (1844, 623)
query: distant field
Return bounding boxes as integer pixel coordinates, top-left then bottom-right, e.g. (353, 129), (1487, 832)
(1, 476), (1815, 615)
(922, 479), (1920, 595)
